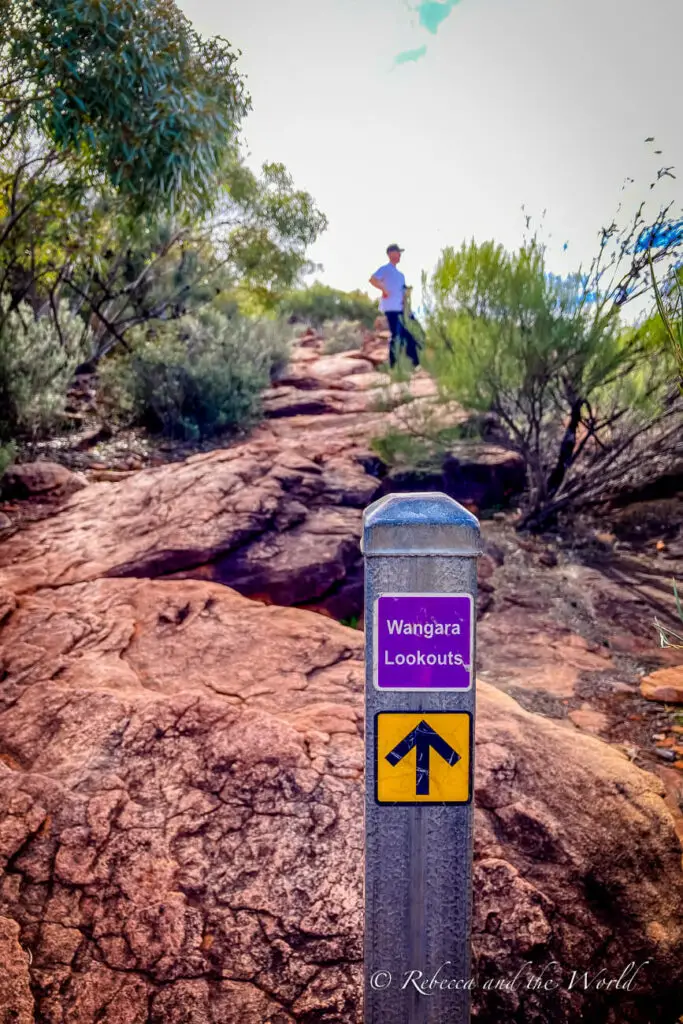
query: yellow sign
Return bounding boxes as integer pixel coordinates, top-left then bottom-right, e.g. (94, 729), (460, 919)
(375, 711), (472, 805)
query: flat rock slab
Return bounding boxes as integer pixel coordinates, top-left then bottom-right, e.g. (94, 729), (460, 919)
(262, 386), (369, 418)
(308, 354), (375, 378)
(0, 579), (681, 1023)
(0, 444), (376, 604)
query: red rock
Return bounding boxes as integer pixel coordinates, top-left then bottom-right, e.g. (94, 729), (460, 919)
(640, 667), (683, 705)
(1, 461), (87, 499)
(0, 579), (681, 1023)
(0, 445), (379, 620)
(262, 386), (353, 418)
(568, 706), (610, 735)
(308, 354), (374, 378)
(89, 469), (134, 482)
(478, 616), (613, 699)
(0, 917), (34, 1023)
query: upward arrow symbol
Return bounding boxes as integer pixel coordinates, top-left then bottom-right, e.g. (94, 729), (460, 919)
(385, 720), (460, 796)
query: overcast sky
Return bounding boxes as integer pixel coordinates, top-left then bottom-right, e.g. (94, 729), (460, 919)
(179, 0), (683, 304)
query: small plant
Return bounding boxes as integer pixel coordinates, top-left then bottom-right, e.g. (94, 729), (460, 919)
(421, 236), (682, 530)
(649, 252), (683, 390)
(339, 615), (361, 630)
(100, 309), (292, 440)
(655, 579), (683, 651)
(0, 298), (88, 444)
(371, 429), (439, 470)
(0, 441), (16, 479)
(322, 319), (365, 354)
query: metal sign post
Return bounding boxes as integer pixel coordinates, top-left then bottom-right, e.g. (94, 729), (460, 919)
(362, 492), (481, 1024)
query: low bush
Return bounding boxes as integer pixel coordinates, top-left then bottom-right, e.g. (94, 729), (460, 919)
(278, 282), (377, 328)
(0, 298), (87, 444)
(322, 319), (365, 354)
(100, 308), (292, 440)
(650, 256), (683, 390)
(0, 441), (16, 479)
(422, 238), (682, 529)
(655, 580), (683, 651)
(371, 420), (481, 471)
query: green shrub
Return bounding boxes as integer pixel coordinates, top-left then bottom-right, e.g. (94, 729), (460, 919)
(278, 282), (377, 328)
(371, 420), (479, 471)
(649, 255), (683, 391)
(0, 298), (87, 443)
(322, 319), (365, 354)
(422, 239), (681, 529)
(655, 579), (683, 651)
(0, 441), (16, 478)
(371, 430), (438, 470)
(101, 308), (292, 440)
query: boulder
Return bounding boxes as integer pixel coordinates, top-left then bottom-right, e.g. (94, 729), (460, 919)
(1, 461), (87, 499)
(0, 578), (681, 1023)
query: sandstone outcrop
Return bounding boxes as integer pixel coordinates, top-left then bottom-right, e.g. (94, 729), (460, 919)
(0, 579), (682, 1023)
(1, 326), (682, 1023)
(0, 337), (524, 620)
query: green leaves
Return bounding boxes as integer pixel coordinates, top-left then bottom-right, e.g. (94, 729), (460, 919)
(0, 296), (90, 442)
(277, 283), (378, 328)
(0, 0), (327, 365)
(422, 237), (682, 528)
(649, 252), (683, 390)
(3, 0), (249, 214)
(100, 309), (293, 439)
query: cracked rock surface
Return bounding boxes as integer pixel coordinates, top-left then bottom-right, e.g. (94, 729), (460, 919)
(1, 578), (682, 1022)
(1, 330), (682, 1021)
(0, 332), (524, 622)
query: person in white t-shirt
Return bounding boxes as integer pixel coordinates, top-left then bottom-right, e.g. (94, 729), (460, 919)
(369, 244), (419, 368)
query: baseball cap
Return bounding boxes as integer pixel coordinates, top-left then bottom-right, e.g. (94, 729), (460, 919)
(386, 243), (404, 253)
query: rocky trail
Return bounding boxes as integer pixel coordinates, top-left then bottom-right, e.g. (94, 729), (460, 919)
(0, 327), (682, 1023)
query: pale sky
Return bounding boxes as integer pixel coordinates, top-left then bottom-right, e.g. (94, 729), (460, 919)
(179, 0), (683, 306)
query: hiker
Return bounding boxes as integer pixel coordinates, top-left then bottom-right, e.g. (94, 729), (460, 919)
(369, 244), (420, 369)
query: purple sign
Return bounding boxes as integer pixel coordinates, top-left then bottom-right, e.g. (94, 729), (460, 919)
(374, 593), (473, 691)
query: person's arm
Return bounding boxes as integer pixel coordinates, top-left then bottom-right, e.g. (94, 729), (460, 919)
(369, 272), (390, 299)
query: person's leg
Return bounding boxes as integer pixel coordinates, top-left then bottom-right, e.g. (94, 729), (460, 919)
(402, 323), (420, 367)
(385, 311), (401, 367)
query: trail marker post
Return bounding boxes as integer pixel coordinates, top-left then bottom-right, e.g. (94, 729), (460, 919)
(362, 492), (481, 1024)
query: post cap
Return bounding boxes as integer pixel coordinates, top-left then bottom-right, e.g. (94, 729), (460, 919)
(362, 492), (481, 557)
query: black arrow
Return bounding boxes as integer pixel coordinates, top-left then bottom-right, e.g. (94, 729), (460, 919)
(385, 720), (460, 796)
